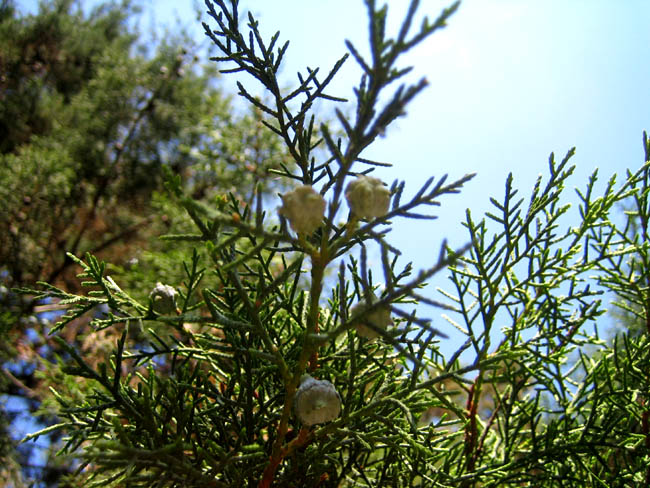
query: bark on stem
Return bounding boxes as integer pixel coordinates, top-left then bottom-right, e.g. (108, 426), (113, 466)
(258, 250), (327, 487)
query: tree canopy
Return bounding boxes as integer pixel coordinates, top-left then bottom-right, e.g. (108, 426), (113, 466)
(0, 0), (288, 484)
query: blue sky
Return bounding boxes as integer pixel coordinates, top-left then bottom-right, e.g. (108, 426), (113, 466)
(211, 1), (650, 334)
(19, 0), (650, 337)
(19, 0), (650, 233)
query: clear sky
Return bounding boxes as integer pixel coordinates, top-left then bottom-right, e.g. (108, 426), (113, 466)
(212, 1), (650, 332)
(236, 0), (650, 245)
(19, 0), (650, 336)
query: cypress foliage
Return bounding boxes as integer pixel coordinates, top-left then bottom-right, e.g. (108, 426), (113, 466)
(12, 1), (650, 486)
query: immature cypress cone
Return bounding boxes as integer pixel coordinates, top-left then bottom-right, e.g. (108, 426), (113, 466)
(278, 185), (326, 235)
(350, 296), (393, 340)
(294, 375), (341, 426)
(149, 282), (177, 315)
(345, 175), (391, 220)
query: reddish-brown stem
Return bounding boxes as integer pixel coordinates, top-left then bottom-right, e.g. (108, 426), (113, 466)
(258, 428), (312, 488)
(259, 250), (327, 486)
(258, 456), (282, 488)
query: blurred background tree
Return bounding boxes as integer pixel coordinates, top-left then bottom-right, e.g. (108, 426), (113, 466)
(0, 0), (290, 484)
